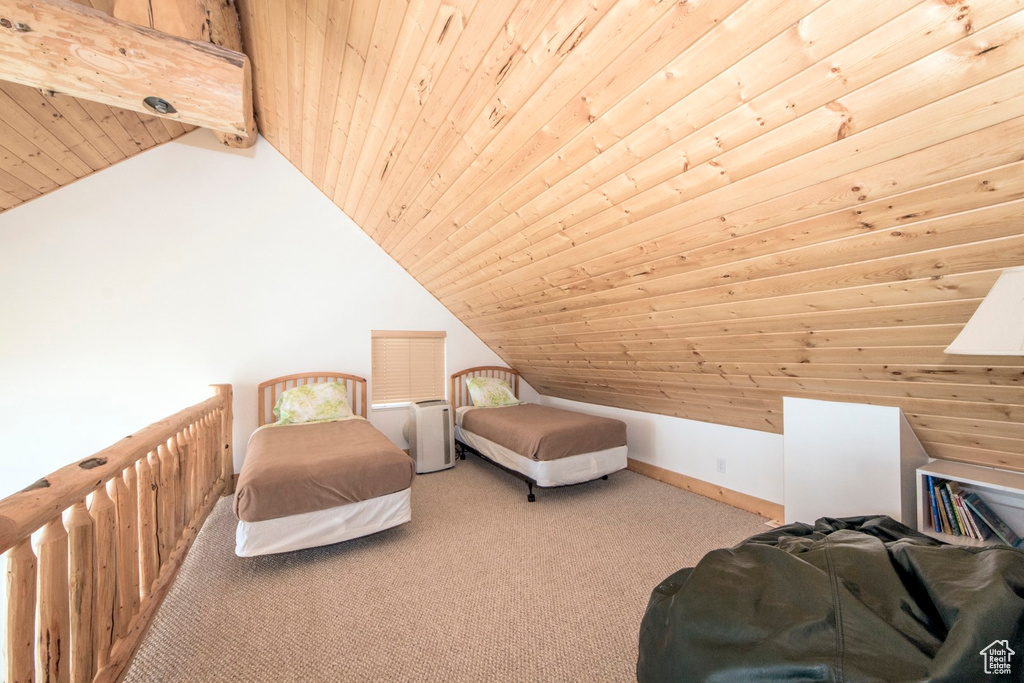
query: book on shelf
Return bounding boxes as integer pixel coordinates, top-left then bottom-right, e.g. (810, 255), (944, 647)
(938, 485), (961, 536)
(925, 475), (937, 532)
(963, 492), (1023, 548)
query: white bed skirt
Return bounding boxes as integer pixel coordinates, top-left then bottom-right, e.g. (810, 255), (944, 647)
(455, 426), (627, 487)
(235, 488), (412, 557)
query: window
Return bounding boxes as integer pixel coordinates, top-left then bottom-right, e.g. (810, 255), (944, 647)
(371, 330), (446, 407)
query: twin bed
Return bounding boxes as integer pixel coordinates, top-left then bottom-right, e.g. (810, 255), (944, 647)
(451, 366), (627, 501)
(233, 367), (627, 556)
(234, 373), (415, 557)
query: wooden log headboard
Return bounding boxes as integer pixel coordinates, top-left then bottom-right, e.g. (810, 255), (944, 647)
(450, 366), (520, 409)
(257, 372), (368, 425)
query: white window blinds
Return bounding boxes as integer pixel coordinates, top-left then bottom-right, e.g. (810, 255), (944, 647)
(371, 330), (446, 406)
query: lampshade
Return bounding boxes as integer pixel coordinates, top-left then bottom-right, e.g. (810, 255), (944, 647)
(945, 266), (1024, 356)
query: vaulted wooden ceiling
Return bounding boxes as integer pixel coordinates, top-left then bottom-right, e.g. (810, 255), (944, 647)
(2, 0), (1022, 470)
(235, 0), (1024, 470)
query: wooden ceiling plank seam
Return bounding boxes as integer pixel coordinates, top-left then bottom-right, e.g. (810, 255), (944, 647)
(455, 71), (1024, 327)
(309, 0), (354, 188)
(419, 4), (1023, 292)
(286, 0), (308, 164)
(156, 117), (187, 139)
(0, 184), (21, 209)
(352, 0), (536, 229)
(354, 0), (601, 234)
(236, 0), (267, 135)
(106, 107), (159, 150)
(337, 0), (453, 212)
(298, 0), (329, 177)
(532, 374), (1024, 411)
(36, 93), (126, 165)
(448, 153), (1024, 312)
(74, 100), (147, 157)
(919, 442), (1023, 472)
(0, 141), (60, 193)
(0, 88), (96, 177)
(528, 368), (1024, 407)
(395, 0), (847, 267)
(913, 428), (1024, 456)
(0, 120), (79, 185)
(266, 0), (292, 156)
(453, 172), (1024, 318)
(0, 83), (111, 171)
(459, 194), (1024, 325)
(319, 0), (382, 195)
(331, 0), (417, 207)
(136, 111), (174, 145)
(0, 104), (90, 184)
(505, 361), (1024, 390)
(373, 0), (694, 252)
(0, 163), (43, 200)
(907, 414), (1024, 442)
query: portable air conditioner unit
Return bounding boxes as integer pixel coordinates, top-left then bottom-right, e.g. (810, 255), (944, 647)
(406, 400), (455, 474)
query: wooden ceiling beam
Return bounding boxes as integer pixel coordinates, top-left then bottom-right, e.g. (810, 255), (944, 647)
(110, 0), (256, 148)
(0, 0), (254, 141)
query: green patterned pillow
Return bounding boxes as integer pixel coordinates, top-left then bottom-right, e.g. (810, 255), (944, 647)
(465, 376), (520, 407)
(273, 382), (352, 424)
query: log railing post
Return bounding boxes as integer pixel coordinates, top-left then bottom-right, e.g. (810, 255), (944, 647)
(3, 537), (37, 683)
(68, 500), (96, 683)
(212, 384), (234, 494)
(137, 454), (159, 600)
(89, 482), (117, 670)
(36, 516), (71, 682)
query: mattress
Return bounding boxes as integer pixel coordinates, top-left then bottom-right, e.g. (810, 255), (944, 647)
(235, 417), (415, 523)
(235, 488), (411, 557)
(455, 425), (627, 487)
(457, 403), (627, 461)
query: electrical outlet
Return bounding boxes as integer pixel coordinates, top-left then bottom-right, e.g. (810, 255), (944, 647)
(716, 457), (727, 474)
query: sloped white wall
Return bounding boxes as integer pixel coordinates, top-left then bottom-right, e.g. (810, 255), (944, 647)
(0, 129), (537, 499)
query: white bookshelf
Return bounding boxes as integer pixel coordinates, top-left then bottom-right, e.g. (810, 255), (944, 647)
(917, 460), (1024, 548)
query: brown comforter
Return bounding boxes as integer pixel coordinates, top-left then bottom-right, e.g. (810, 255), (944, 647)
(460, 404), (626, 461)
(234, 419), (414, 523)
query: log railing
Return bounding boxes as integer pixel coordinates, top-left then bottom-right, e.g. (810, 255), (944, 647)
(1, 384), (233, 683)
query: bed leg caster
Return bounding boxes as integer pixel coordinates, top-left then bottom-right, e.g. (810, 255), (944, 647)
(602, 475), (608, 480)
(527, 482), (536, 503)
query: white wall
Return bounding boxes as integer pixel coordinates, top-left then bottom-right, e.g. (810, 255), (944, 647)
(540, 396), (784, 504)
(0, 129), (537, 500)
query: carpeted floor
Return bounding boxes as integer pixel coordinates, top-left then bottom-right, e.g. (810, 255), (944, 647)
(124, 456), (767, 682)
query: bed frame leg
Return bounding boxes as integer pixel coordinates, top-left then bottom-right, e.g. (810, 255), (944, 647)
(602, 475), (608, 480)
(527, 481), (536, 503)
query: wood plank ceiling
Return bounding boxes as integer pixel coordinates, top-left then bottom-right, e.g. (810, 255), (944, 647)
(237, 0), (1024, 471)
(0, 0), (197, 213)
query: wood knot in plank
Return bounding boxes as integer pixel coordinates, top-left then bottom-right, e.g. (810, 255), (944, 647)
(79, 457), (108, 470)
(22, 477), (51, 491)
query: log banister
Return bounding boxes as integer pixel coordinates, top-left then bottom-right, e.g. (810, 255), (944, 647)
(0, 392), (225, 554)
(1, 384), (233, 683)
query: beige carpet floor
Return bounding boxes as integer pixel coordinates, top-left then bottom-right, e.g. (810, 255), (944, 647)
(124, 456), (768, 682)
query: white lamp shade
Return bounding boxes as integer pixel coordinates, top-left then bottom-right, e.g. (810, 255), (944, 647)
(945, 266), (1024, 356)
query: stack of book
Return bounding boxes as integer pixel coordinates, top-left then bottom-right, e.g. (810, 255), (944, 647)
(926, 476), (1023, 547)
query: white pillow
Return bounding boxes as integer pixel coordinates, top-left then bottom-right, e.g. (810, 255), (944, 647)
(273, 382), (353, 424)
(465, 376), (520, 407)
